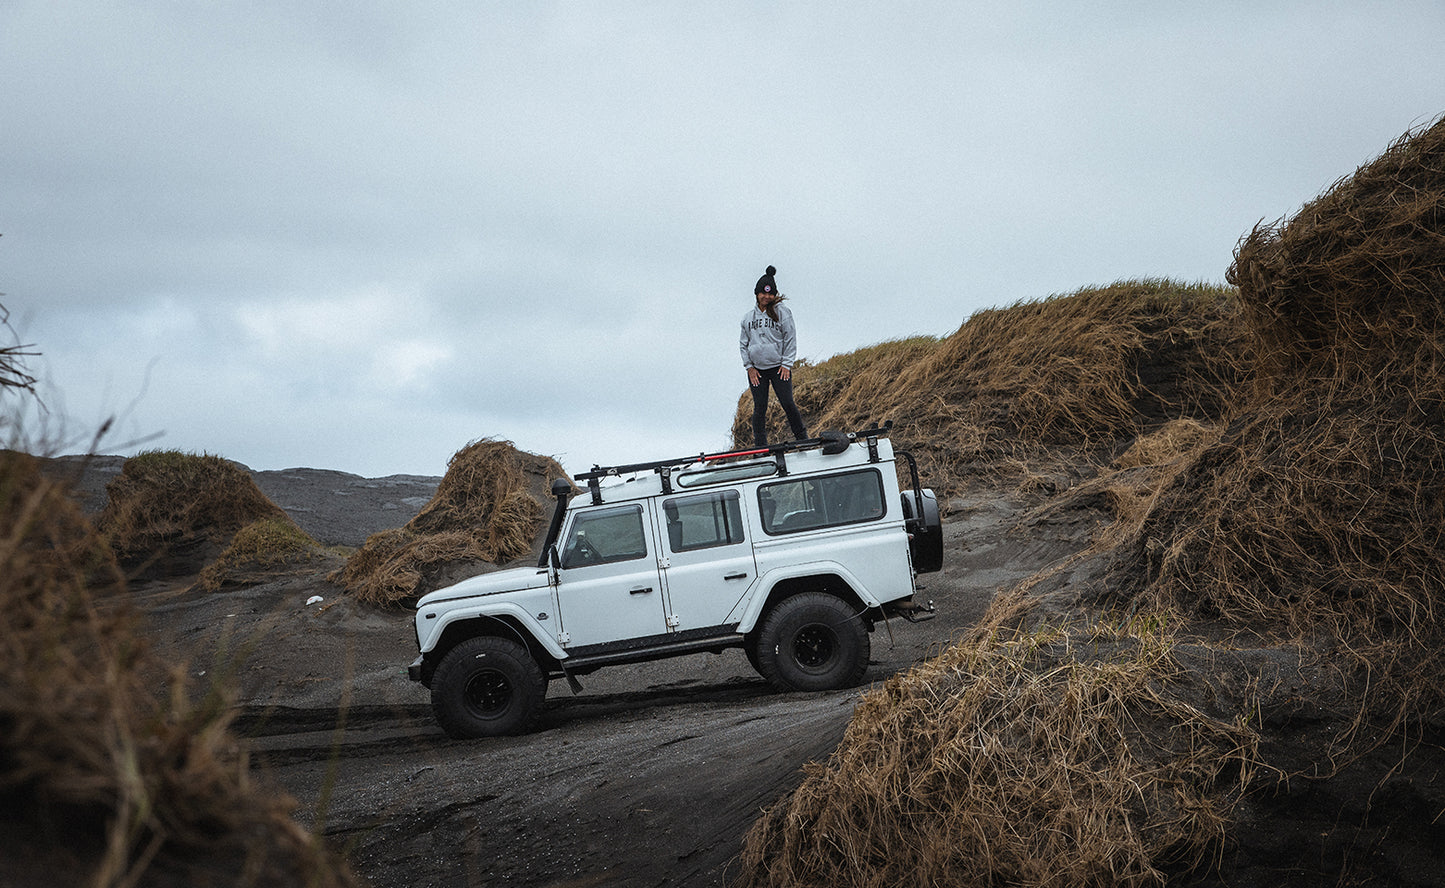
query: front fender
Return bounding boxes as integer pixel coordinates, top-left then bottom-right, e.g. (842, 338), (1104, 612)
(732, 561), (882, 633)
(416, 601), (568, 661)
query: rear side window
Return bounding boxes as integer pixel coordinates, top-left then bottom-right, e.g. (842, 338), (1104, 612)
(663, 490), (745, 552)
(560, 505), (647, 568)
(758, 469), (885, 535)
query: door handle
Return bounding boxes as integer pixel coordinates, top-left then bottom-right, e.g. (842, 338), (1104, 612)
(724, 573), (748, 581)
(629, 586), (653, 595)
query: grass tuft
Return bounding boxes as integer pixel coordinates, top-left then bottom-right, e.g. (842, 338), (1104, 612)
(198, 515), (324, 591)
(98, 450), (295, 578)
(330, 438), (570, 606)
(0, 450), (361, 887)
(736, 622), (1259, 888)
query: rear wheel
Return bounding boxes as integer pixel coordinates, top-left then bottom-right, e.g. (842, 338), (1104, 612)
(753, 592), (869, 691)
(431, 636), (546, 738)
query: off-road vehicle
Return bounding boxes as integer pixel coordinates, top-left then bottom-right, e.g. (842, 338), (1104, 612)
(408, 423), (942, 738)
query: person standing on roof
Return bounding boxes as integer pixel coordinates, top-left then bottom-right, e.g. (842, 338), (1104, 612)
(740, 265), (808, 447)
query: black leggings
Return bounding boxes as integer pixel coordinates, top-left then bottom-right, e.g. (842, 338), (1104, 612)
(750, 366), (808, 446)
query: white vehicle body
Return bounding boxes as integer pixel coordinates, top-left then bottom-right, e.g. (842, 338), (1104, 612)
(409, 426), (941, 738)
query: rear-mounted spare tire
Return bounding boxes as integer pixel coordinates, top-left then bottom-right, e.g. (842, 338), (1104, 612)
(901, 488), (944, 573)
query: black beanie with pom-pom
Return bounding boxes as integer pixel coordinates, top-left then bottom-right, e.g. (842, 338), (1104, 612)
(754, 265), (778, 295)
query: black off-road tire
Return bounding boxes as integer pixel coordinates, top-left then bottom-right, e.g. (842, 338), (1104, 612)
(753, 592), (870, 691)
(431, 636), (546, 739)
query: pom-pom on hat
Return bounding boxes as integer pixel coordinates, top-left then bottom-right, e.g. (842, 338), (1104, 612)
(755, 265), (778, 295)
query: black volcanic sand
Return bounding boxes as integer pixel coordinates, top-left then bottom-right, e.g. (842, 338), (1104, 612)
(55, 459), (1445, 887)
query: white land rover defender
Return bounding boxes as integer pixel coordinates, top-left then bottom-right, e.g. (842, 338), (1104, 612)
(408, 424), (943, 738)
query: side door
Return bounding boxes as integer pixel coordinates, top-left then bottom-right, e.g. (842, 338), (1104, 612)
(654, 489), (758, 631)
(553, 503), (667, 649)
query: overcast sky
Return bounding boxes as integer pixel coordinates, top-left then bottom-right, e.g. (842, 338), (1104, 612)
(3, 2), (1441, 478)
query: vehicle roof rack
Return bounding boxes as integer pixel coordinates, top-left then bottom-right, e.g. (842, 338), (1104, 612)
(575, 421), (894, 505)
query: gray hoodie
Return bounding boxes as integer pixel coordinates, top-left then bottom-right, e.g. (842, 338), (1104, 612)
(739, 304), (798, 371)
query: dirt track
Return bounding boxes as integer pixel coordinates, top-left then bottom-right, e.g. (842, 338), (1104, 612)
(129, 475), (1097, 888)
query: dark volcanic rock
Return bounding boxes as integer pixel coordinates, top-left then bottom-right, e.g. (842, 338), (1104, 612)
(250, 468), (440, 547)
(42, 454), (440, 548)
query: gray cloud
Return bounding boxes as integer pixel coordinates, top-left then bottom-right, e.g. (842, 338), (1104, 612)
(4, 1), (1442, 476)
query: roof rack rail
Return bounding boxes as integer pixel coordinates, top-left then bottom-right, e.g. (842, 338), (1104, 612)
(575, 421), (894, 504)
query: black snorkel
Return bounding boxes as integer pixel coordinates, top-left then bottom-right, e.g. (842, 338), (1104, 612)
(536, 478), (573, 568)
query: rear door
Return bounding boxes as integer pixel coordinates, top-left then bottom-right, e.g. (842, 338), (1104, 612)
(654, 489), (758, 631)
(553, 503), (667, 648)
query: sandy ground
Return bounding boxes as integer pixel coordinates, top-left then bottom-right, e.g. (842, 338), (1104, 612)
(118, 467), (1094, 888)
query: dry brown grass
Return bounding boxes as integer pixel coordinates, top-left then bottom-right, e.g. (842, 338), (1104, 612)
(1229, 117), (1445, 378)
(1117, 367), (1445, 749)
(1113, 417), (1219, 472)
(734, 280), (1248, 500)
(1095, 419), (1222, 547)
(733, 117), (1445, 888)
(1109, 117), (1445, 747)
(198, 515), (326, 592)
(99, 450), (297, 578)
(1, 303), (39, 398)
(0, 450), (359, 888)
(735, 622), (1259, 888)
(331, 438), (570, 606)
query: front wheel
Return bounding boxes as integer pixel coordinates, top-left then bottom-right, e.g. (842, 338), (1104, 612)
(753, 593), (869, 692)
(431, 636), (546, 739)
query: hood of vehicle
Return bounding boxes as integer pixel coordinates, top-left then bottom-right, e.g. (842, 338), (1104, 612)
(416, 565), (551, 607)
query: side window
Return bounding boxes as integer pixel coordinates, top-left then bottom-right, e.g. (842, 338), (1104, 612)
(663, 490), (745, 552)
(758, 469), (885, 535)
(560, 505), (647, 568)
(675, 460), (776, 488)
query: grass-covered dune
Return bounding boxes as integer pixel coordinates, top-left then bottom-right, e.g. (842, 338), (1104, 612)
(734, 116), (1445, 887)
(735, 277), (1249, 501)
(329, 438), (570, 607)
